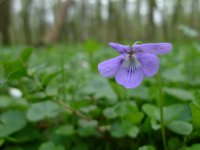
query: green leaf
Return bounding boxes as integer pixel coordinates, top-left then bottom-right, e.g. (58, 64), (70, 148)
(2, 48), (33, 80)
(142, 104), (160, 130)
(110, 122), (126, 138)
(168, 137), (181, 150)
(162, 69), (186, 83)
(110, 121), (140, 138)
(103, 107), (117, 119)
(55, 125), (75, 136)
(184, 144), (200, 150)
(78, 119), (98, 128)
(20, 47), (34, 63)
(138, 145), (155, 150)
(110, 82), (127, 100)
(0, 138), (5, 146)
(150, 119), (161, 130)
(142, 104), (160, 121)
(0, 96), (12, 108)
(164, 104), (191, 123)
(167, 120), (193, 135)
(82, 76), (117, 103)
(0, 110), (27, 137)
(0, 96), (28, 108)
(164, 87), (194, 101)
(163, 104), (192, 135)
(78, 119), (98, 137)
(3, 60), (22, 72)
(193, 95), (200, 106)
(126, 126), (139, 138)
(128, 85), (150, 100)
(121, 121), (139, 138)
(115, 101), (138, 117)
(3, 60), (25, 78)
(125, 112), (144, 124)
(115, 103), (131, 117)
(80, 105), (97, 114)
(41, 70), (61, 87)
(39, 142), (65, 150)
(190, 103), (200, 129)
(8, 67), (27, 79)
(27, 101), (60, 122)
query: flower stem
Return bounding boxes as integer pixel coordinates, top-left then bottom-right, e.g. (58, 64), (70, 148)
(157, 71), (167, 150)
(133, 41), (143, 46)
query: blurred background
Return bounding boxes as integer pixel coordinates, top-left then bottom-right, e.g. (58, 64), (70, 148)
(1, 0), (200, 150)
(0, 0), (200, 46)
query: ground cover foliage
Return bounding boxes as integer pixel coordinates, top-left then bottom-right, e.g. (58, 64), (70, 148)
(0, 41), (200, 150)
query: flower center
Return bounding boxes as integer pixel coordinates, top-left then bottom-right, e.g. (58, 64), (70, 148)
(128, 50), (135, 61)
(122, 52), (141, 70)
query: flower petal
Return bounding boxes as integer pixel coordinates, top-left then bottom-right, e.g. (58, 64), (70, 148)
(98, 55), (124, 77)
(136, 53), (159, 77)
(133, 43), (172, 55)
(109, 42), (130, 53)
(115, 63), (144, 89)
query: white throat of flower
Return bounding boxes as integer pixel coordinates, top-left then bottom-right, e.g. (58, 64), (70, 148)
(122, 53), (141, 71)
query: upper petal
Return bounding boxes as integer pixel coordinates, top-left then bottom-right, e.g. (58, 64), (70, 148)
(109, 42), (131, 53)
(115, 61), (144, 89)
(136, 53), (159, 77)
(98, 55), (124, 78)
(133, 43), (172, 55)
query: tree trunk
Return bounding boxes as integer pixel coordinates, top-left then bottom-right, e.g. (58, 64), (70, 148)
(190, 0), (198, 28)
(135, 0), (142, 39)
(21, 0), (33, 45)
(95, 0), (102, 41)
(0, 0), (11, 45)
(107, 0), (115, 40)
(171, 0), (182, 26)
(121, 0), (128, 39)
(161, 0), (168, 40)
(80, 0), (87, 41)
(38, 1), (46, 43)
(44, 0), (73, 44)
(171, 0), (182, 40)
(147, 0), (156, 40)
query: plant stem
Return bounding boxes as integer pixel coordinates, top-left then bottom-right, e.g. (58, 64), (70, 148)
(157, 71), (167, 150)
(56, 99), (91, 120)
(55, 99), (122, 148)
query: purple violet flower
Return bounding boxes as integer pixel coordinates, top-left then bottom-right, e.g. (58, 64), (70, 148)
(98, 42), (172, 89)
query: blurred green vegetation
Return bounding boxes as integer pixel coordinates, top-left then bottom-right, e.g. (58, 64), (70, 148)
(0, 0), (200, 149)
(0, 40), (200, 150)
